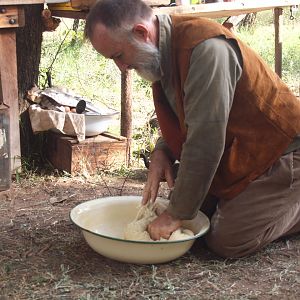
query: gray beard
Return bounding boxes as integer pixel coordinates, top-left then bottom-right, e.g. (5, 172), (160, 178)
(136, 66), (161, 83)
(130, 38), (162, 82)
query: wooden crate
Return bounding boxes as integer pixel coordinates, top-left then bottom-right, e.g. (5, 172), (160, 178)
(46, 131), (128, 175)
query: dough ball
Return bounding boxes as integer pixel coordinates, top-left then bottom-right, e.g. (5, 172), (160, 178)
(124, 222), (152, 241)
(123, 204), (157, 241)
(169, 228), (194, 241)
(123, 203), (195, 242)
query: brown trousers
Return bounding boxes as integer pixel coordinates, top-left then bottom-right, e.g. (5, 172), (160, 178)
(204, 149), (300, 258)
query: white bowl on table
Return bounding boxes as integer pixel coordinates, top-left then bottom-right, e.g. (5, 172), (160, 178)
(70, 196), (210, 264)
(85, 111), (119, 137)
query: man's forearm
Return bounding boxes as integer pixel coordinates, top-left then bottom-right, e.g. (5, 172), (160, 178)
(154, 136), (176, 163)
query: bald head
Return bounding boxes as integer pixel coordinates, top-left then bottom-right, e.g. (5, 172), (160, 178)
(84, 0), (154, 41)
(85, 0), (161, 82)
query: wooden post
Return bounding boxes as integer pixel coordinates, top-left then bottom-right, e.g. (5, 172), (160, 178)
(274, 7), (283, 78)
(0, 5), (24, 174)
(0, 29), (21, 173)
(121, 70), (133, 166)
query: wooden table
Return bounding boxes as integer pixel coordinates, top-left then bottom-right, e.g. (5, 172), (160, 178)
(0, 0), (299, 174)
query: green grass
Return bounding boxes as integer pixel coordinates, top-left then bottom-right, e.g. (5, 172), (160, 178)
(236, 10), (300, 93)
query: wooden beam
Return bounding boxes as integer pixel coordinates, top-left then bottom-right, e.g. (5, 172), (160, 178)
(48, 0), (300, 19)
(274, 8), (283, 77)
(70, 0), (96, 10)
(153, 0), (300, 18)
(0, 6), (25, 28)
(70, 0), (170, 10)
(0, 29), (21, 173)
(0, 1), (44, 4)
(49, 0), (300, 20)
(50, 10), (87, 19)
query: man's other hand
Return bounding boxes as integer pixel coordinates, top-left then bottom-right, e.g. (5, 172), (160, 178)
(142, 149), (175, 205)
(147, 210), (182, 240)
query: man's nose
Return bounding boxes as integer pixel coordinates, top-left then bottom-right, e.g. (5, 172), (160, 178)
(114, 59), (129, 72)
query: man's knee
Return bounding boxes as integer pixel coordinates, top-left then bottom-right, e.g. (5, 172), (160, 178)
(205, 230), (239, 258)
(205, 228), (261, 258)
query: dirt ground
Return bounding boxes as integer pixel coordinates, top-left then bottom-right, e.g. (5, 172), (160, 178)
(1, 171), (300, 300)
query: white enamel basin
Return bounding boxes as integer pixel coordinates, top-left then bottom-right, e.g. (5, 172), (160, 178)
(70, 196), (210, 264)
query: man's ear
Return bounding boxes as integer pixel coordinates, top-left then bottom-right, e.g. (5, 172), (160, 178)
(132, 24), (149, 42)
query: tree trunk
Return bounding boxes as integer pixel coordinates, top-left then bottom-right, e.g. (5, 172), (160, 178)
(239, 13), (257, 29)
(16, 4), (44, 161)
(16, 4), (43, 109)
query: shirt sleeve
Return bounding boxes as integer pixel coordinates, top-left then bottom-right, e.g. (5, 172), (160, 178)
(154, 136), (176, 162)
(166, 37), (243, 219)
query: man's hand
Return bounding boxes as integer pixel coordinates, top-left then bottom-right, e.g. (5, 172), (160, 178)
(147, 210), (182, 240)
(142, 149), (175, 205)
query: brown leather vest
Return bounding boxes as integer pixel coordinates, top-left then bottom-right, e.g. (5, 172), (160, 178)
(153, 15), (300, 200)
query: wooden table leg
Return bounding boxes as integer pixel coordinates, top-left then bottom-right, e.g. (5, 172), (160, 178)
(0, 29), (21, 173)
(274, 7), (283, 78)
(121, 70), (133, 167)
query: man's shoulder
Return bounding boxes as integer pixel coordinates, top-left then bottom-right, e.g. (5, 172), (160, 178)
(191, 37), (242, 69)
(171, 16), (231, 49)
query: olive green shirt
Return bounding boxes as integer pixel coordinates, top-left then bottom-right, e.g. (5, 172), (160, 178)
(155, 15), (300, 219)
(154, 14), (242, 219)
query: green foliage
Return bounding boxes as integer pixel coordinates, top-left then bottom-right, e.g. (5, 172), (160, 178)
(236, 9), (300, 91)
(105, 164), (135, 178)
(132, 126), (160, 167)
(38, 10), (300, 172)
